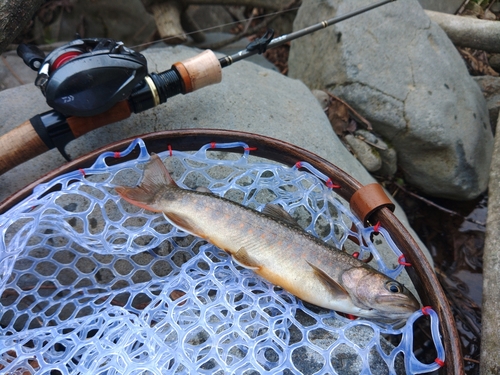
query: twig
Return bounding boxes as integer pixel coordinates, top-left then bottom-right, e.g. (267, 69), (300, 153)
(326, 91), (372, 130)
(242, 9), (257, 35)
(393, 182), (486, 226)
(456, 0), (471, 15)
(464, 356), (480, 364)
(486, 0), (497, 12)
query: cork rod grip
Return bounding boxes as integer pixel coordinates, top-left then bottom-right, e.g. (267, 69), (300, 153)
(173, 50), (222, 93)
(0, 120), (49, 175)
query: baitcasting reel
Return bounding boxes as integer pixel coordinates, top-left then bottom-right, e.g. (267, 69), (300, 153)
(17, 38), (148, 117)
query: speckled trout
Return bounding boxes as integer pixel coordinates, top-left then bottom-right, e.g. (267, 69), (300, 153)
(116, 154), (420, 324)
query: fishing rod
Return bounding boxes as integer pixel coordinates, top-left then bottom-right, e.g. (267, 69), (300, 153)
(0, 0), (396, 175)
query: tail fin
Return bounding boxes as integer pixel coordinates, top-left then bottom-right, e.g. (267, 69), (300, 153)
(115, 154), (177, 211)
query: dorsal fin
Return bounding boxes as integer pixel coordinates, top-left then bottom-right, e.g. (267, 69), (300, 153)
(143, 153), (177, 188)
(262, 203), (302, 229)
(307, 261), (349, 298)
(115, 153), (176, 210)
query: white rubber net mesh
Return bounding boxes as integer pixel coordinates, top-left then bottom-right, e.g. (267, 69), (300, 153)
(0, 139), (444, 374)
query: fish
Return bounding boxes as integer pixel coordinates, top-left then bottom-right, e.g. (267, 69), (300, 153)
(115, 154), (420, 324)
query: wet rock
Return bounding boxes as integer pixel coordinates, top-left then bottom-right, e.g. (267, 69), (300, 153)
(288, 0), (494, 200)
(488, 54), (500, 73)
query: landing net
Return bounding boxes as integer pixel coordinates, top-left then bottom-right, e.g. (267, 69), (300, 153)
(0, 139), (444, 374)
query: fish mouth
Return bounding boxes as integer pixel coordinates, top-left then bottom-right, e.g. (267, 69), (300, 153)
(373, 317), (409, 329)
(366, 309), (415, 327)
(374, 295), (421, 313)
(365, 301), (420, 326)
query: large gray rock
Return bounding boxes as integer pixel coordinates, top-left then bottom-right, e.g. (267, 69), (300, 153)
(288, 0), (494, 200)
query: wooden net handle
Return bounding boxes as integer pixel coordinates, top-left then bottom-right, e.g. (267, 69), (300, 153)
(0, 120), (49, 175)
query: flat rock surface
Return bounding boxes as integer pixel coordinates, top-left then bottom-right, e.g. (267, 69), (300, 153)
(288, 0), (494, 200)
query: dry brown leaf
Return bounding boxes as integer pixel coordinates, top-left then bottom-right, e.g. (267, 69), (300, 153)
(327, 98), (351, 135)
(327, 92), (372, 130)
(324, 92), (372, 135)
(459, 47), (499, 76)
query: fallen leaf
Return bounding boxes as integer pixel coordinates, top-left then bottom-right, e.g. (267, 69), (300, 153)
(327, 97), (351, 135)
(326, 92), (372, 131)
(459, 47), (499, 77)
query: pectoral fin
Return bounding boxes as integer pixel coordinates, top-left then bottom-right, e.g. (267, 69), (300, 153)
(232, 247), (261, 270)
(195, 186), (213, 194)
(262, 203), (302, 229)
(163, 212), (205, 238)
(307, 261), (349, 298)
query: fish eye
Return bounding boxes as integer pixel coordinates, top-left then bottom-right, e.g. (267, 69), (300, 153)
(385, 281), (402, 293)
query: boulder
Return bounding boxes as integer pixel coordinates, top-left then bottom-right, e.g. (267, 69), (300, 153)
(288, 0), (494, 200)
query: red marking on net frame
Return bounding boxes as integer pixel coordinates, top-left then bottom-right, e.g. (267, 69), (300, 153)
(398, 255), (411, 267)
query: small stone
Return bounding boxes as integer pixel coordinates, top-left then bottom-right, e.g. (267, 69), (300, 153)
(482, 9), (497, 21)
(312, 89), (330, 110)
(355, 130), (397, 178)
(344, 134), (382, 172)
(463, 2), (484, 17)
(488, 54), (500, 73)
